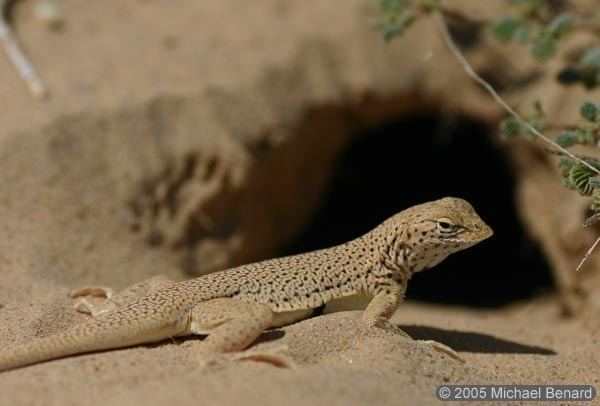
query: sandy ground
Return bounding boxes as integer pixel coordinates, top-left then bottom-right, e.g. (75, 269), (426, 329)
(0, 284), (598, 405)
(1, 0), (599, 405)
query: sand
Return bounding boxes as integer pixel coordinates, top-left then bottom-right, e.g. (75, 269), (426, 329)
(1, 0), (599, 405)
(1, 276), (599, 405)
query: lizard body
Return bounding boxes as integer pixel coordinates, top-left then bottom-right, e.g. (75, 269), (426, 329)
(0, 197), (492, 371)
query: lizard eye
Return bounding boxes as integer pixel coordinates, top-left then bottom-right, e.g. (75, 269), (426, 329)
(436, 217), (455, 232)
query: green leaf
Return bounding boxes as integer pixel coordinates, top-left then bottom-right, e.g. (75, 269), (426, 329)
(531, 35), (556, 60)
(560, 177), (576, 190)
(510, 0), (547, 14)
(510, 0), (545, 6)
(582, 47), (600, 68)
(381, 21), (404, 42)
(584, 157), (600, 170)
(379, 0), (407, 14)
(397, 12), (416, 29)
(580, 101), (599, 122)
(559, 156), (575, 177)
(591, 189), (600, 212)
(569, 164), (596, 196)
(419, 0), (439, 12)
(547, 13), (573, 37)
(492, 16), (521, 43)
(378, 12), (416, 42)
(576, 128), (596, 144)
(589, 178), (600, 189)
(554, 131), (578, 147)
(513, 26), (530, 43)
(500, 117), (521, 140)
(561, 177), (575, 190)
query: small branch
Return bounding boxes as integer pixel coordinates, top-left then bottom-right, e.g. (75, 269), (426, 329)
(576, 235), (600, 272)
(583, 213), (600, 228)
(433, 9), (600, 272)
(0, 0), (47, 98)
(433, 10), (600, 177)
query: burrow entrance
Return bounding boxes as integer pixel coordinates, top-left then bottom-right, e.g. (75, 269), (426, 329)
(285, 114), (552, 307)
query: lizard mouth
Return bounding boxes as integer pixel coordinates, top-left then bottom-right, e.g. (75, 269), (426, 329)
(425, 229), (492, 245)
(473, 226), (494, 242)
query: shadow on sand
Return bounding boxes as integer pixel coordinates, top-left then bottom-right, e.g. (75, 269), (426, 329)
(400, 324), (556, 355)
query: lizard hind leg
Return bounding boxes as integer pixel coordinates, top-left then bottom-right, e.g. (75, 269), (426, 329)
(189, 298), (295, 369)
(70, 275), (174, 317)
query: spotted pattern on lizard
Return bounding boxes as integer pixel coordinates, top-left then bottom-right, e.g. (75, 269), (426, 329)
(0, 197), (492, 372)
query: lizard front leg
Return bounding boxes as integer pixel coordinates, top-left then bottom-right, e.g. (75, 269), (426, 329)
(363, 285), (407, 335)
(363, 285), (465, 363)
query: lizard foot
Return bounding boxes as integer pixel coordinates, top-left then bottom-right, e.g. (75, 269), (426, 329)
(195, 345), (296, 369)
(376, 319), (412, 340)
(70, 286), (114, 299)
(69, 286), (114, 315)
(368, 319), (412, 339)
(416, 339), (465, 363)
(69, 276), (174, 317)
(368, 320), (464, 363)
(229, 344), (296, 369)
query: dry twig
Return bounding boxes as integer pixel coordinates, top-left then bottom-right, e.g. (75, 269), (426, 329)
(433, 9), (600, 272)
(1, 0), (46, 98)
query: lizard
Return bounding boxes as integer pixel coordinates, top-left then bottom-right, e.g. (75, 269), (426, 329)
(0, 197), (493, 372)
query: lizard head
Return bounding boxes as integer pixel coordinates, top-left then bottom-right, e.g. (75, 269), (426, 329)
(379, 197), (493, 273)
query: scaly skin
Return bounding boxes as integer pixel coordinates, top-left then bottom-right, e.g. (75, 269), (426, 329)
(0, 197), (492, 372)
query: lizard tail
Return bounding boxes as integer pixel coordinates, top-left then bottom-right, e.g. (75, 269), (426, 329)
(0, 317), (181, 372)
(0, 331), (90, 372)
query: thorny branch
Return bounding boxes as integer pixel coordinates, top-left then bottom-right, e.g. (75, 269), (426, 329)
(1, 0), (46, 98)
(433, 10), (600, 272)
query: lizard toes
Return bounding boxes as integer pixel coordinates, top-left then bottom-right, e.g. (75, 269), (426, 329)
(72, 298), (95, 315)
(69, 286), (114, 299)
(192, 345), (296, 369)
(366, 319), (412, 339)
(418, 339), (465, 363)
(229, 344), (296, 369)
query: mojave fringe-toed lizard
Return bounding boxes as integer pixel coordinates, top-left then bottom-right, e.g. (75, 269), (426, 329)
(0, 197), (492, 371)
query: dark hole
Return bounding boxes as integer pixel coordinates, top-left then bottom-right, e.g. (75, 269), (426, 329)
(284, 114), (553, 307)
(446, 15), (483, 50)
